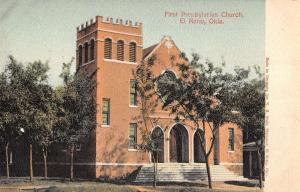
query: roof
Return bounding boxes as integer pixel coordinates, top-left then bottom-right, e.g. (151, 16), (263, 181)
(142, 36), (181, 61)
(142, 44), (158, 59)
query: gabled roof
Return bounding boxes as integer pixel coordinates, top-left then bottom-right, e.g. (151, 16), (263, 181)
(142, 36), (181, 61)
(142, 44), (158, 59)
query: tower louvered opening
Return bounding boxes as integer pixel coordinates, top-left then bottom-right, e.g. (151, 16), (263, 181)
(117, 40), (124, 61)
(90, 39), (95, 61)
(104, 38), (112, 59)
(84, 42), (89, 63)
(129, 42), (136, 62)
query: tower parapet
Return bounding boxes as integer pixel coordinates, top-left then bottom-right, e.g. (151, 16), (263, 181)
(77, 18), (97, 32)
(101, 16), (142, 28)
(77, 16), (143, 39)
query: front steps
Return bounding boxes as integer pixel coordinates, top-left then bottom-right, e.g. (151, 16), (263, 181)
(135, 163), (247, 183)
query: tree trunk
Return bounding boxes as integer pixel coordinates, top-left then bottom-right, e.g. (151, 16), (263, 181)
(42, 146), (48, 179)
(200, 120), (213, 189)
(29, 144), (33, 182)
(70, 144), (74, 181)
(205, 155), (212, 189)
(5, 142), (9, 178)
(152, 152), (157, 188)
(256, 142), (263, 189)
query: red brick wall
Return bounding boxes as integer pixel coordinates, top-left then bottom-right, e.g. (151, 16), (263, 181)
(75, 16), (243, 179)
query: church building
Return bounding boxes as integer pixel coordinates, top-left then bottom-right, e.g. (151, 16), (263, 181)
(71, 16), (243, 179)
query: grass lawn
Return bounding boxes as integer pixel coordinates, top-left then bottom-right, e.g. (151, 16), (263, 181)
(0, 178), (262, 192)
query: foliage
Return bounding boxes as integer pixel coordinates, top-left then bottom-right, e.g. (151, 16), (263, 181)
(54, 59), (96, 149)
(0, 56), (27, 145)
(238, 67), (265, 142)
(157, 53), (252, 188)
(133, 56), (161, 154)
(132, 56), (162, 187)
(0, 56), (56, 179)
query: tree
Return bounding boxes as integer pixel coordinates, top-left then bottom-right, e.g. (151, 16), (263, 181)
(0, 56), (55, 181)
(19, 59), (53, 182)
(32, 84), (57, 179)
(54, 59), (96, 180)
(237, 67), (265, 188)
(132, 56), (161, 188)
(157, 53), (249, 188)
(0, 56), (28, 178)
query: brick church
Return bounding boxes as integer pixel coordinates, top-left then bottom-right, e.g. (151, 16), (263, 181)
(55, 16), (243, 179)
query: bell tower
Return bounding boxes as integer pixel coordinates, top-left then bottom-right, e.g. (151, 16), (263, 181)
(75, 16), (144, 178)
(76, 16), (143, 72)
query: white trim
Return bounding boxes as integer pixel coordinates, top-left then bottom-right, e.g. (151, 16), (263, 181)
(144, 36), (181, 61)
(116, 38), (125, 43)
(128, 149), (138, 152)
(104, 37), (112, 41)
(220, 162), (243, 166)
(168, 122), (190, 163)
(144, 40), (162, 61)
(101, 124), (110, 128)
(159, 69), (178, 79)
(167, 122), (189, 139)
(129, 40), (138, 44)
(148, 115), (176, 119)
(99, 29), (141, 37)
(89, 38), (96, 43)
(81, 60), (95, 67)
(150, 126), (165, 163)
(129, 105), (138, 108)
(83, 41), (89, 47)
(104, 59), (138, 65)
(150, 125), (164, 135)
(96, 39), (143, 47)
(77, 29), (141, 41)
(155, 70), (178, 103)
(192, 128), (206, 163)
(77, 30), (97, 41)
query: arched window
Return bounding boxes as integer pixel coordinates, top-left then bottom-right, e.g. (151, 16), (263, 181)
(104, 38), (112, 59)
(156, 70), (178, 102)
(117, 40), (124, 61)
(90, 39), (95, 61)
(78, 45), (83, 66)
(84, 42), (88, 63)
(151, 127), (164, 163)
(129, 42), (136, 62)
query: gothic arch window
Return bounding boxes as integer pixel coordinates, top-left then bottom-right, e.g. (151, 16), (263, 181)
(104, 38), (112, 59)
(84, 42), (88, 63)
(156, 70), (178, 102)
(90, 39), (95, 61)
(151, 126), (164, 163)
(129, 42), (136, 62)
(78, 45), (83, 66)
(117, 40), (124, 61)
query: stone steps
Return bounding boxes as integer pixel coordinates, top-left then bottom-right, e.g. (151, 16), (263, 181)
(135, 163), (247, 183)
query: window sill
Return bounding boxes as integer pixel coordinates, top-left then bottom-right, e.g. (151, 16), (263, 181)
(228, 150), (235, 153)
(81, 60), (95, 67)
(101, 125), (110, 128)
(128, 149), (138, 152)
(104, 59), (137, 65)
(129, 105), (138, 108)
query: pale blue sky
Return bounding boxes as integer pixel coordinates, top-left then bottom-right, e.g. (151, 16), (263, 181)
(0, 0), (265, 86)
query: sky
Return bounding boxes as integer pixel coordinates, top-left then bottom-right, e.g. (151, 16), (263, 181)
(0, 0), (265, 86)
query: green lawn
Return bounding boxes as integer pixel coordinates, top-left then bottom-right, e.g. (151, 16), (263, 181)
(0, 178), (262, 192)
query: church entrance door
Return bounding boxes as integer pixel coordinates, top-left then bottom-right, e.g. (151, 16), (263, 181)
(169, 124), (189, 163)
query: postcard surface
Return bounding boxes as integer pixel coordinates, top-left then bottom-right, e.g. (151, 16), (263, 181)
(0, 1), (299, 192)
